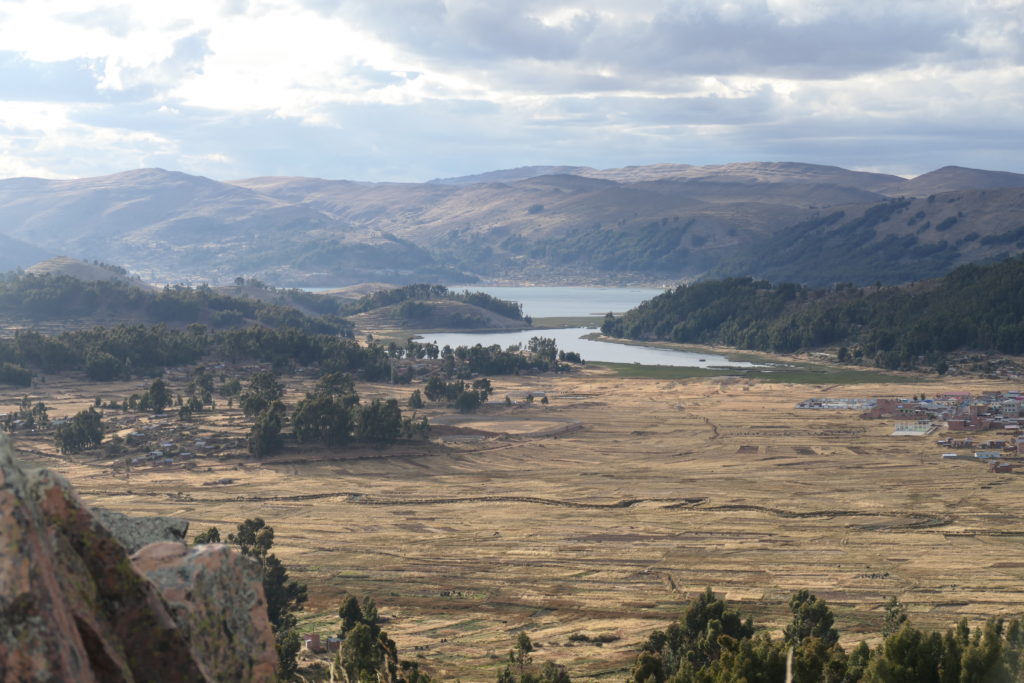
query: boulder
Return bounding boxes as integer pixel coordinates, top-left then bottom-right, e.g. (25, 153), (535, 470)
(133, 542), (277, 682)
(0, 434), (277, 681)
(92, 507), (190, 553)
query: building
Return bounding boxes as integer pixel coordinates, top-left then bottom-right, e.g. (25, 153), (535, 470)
(990, 462), (1014, 474)
(302, 633), (322, 653)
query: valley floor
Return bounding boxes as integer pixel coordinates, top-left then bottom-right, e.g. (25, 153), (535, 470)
(9, 368), (1024, 681)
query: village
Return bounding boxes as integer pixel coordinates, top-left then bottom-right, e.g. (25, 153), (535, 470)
(799, 389), (1024, 471)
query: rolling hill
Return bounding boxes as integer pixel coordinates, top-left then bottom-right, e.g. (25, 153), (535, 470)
(1, 162), (1023, 287)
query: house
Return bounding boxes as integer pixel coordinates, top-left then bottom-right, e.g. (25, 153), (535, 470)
(990, 462), (1014, 474)
(1003, 400), (1021, 418)
(974, 451), (1002, 460)
(302, 633), (322, 652)
(326, 636), (341, 653)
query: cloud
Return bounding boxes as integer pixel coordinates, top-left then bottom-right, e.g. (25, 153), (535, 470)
(0, 0), (1021, 180)
(0, 100), (177, 178)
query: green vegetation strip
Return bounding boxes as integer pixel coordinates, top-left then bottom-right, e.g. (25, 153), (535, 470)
(531, 316), (603, 328)
(592, 361), (908, 384)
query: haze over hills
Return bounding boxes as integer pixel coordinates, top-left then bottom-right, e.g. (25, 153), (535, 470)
(2, 161), (1024, 287)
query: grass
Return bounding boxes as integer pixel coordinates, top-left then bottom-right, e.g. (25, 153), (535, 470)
(11, 367), (1014, 681)
(531, 316), (603, 329)
(593, 361), (910, 384)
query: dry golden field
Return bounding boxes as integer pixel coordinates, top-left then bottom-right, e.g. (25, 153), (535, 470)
(8, 367), (1024, 681)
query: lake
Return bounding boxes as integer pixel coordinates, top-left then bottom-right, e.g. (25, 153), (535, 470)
(414, 286), (761, 369)
(309, 283), (760, 368)
(421, 326), (761, 368)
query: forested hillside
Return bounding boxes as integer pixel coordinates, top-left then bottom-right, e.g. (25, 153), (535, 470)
(602, 255), (1024, 370)
(0, 272), (352, 335)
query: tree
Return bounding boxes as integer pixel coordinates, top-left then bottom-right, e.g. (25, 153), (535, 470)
(514, 631), (534, 676)
(455, 389), (481, 413)
(537, 661), (571, 683)
(340, 623), (383, 681)
(497, 632), (571, 683)
(147, 378), (170, 413)
(883, 596), (909, 638)
(528, 337), (558, 361)
(408, 389), (424, 409)
(472, 377), (493, 399)
(85, 350), (121, 381)
(314, 372), (357, 403)
(228, 517), (275, 558)
(226, 518), (307, 680)
(361, 596), (379, 624)
(292, 395), (353, 448)
(784, 590), (839, 647)
(54, 407), (104, 454)
(424, 376), (447, 402)
(339, 595), (364, 634)
(355, 399), (402, 444)
(248, 403), (283, 458)
(276, 629), (301, 681)
(627, 588), (755, 681)
(193, 527), (221, 544)
(240, 370), (284, 417)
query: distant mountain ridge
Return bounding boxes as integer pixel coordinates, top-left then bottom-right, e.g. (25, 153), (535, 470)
(1, 161), (1023, 287)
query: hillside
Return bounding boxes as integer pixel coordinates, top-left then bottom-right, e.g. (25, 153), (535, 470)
(0, 233), (51, 272)
(886, 165), (1024, 196)
(710, 188), (1024, 285)
(2, 162), (1023, 286)
(349, 299), (527, 332)
(0, 169), (462, 286)
(0, 270), (352, 335)
(25, 256), (155, 289)
(603, 254), (1024, 370)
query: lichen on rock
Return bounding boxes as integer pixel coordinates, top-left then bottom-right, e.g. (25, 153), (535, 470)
(0, 434), (277, 682)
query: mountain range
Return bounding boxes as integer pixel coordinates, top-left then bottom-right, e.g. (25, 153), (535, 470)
(2, 162), (1023, 287)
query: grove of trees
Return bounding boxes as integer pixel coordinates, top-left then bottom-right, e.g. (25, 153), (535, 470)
(626, 588), (1024, 682)
(53, 406), (103, 454)
(602, 254), (1024, 371)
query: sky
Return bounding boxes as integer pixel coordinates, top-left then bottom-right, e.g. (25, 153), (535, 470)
(0, 0), (1022, 182)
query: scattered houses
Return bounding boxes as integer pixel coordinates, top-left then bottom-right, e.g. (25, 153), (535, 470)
(797, 389), (1024, 465)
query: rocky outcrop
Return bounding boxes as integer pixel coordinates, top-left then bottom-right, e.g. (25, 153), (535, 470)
(92, 507), (190, 553)
(0, 434), (277, 681)
(133, 542), (277, 682)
